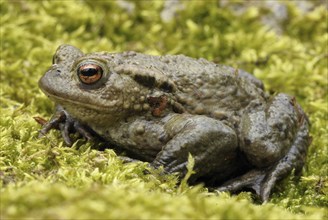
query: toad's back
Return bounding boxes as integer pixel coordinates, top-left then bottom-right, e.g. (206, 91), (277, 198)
(102, 51), (267, 119)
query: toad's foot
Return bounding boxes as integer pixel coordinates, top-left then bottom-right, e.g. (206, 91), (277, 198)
(38, 105), (95, 146)
(215, 117), (310, 202)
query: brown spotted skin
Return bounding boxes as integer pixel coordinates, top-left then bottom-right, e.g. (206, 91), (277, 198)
(39, 45), (311, 201)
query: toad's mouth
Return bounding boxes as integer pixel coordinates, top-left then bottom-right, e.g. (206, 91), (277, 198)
(39, 83), (121, 113)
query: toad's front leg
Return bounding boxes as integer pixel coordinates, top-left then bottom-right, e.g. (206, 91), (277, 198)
(151, 114), (239, 182)
(38, 105), (97, 146)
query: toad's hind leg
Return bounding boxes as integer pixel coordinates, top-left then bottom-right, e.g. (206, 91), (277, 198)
(216, 119), (309, 201)
(215, 94), (311, 201)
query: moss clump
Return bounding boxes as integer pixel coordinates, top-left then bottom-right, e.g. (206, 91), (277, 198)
(1, 0), (327, 219)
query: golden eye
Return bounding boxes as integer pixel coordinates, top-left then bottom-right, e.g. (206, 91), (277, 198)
(77, 64), (103, 84)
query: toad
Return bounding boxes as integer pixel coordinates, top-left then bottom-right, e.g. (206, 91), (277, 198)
(38, 45), (311, 201)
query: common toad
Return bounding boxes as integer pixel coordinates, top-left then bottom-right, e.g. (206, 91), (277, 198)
(39, 45), (311, 201)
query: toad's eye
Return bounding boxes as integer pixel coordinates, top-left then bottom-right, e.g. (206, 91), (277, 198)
(77, 64), (103, 84)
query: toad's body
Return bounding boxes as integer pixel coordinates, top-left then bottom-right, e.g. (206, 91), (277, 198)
(39, 45), (311, 201)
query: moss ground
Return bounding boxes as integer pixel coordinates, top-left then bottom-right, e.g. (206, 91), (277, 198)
(1, 1), (327, 219)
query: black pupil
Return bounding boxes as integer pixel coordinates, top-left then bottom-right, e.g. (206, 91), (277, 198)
(81, 68), (98, 76)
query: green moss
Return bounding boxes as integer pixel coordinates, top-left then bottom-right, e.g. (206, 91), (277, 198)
(1, 0), (327, 219)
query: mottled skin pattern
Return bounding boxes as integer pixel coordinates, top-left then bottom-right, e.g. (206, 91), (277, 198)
(39, 45), (311, 201)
